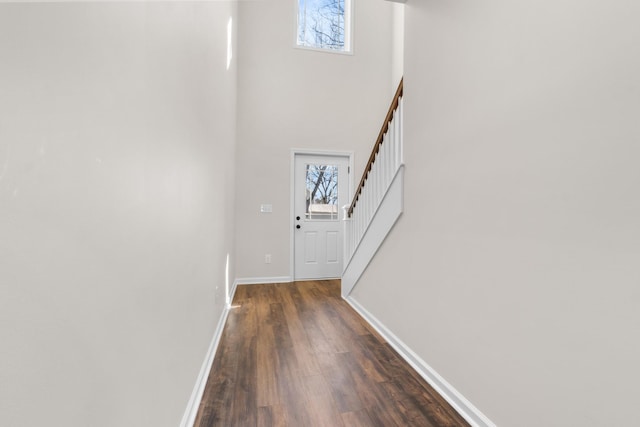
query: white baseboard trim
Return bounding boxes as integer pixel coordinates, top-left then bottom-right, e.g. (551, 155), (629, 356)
(179, 284), (239, 427)
(344, 296), (496, 427)
(234, 276), (292, 285)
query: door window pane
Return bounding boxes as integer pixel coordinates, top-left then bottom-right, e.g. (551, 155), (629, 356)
(305, 164), (338, 220)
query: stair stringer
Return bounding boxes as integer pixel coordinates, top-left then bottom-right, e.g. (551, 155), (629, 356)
(342, 165), (404, 298)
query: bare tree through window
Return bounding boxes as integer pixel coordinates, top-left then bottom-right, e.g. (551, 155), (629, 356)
(305, 164), (339, 220)
(298, 0), (349, 51)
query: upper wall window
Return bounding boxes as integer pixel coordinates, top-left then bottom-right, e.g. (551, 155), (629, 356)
(297, 0), (352, 53)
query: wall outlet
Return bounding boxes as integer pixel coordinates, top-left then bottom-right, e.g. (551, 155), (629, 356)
(264, 254), (272, 264)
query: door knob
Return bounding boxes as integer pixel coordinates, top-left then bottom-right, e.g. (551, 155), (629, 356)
(296, 225), (301, 229)
(296, 216), (301, 221)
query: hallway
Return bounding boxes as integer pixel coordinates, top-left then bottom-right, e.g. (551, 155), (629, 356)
(194, 281), (469, 427)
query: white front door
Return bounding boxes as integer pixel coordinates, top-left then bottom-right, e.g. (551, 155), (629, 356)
(293, 153), (349, 280)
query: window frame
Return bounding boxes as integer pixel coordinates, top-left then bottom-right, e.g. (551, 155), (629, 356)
(293, 0), (354, 55)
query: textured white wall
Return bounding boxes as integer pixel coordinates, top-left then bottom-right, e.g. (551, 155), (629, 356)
(235, 0), (394, 280)
(0, 3), (237, 426)
(351, 1), (640, 426)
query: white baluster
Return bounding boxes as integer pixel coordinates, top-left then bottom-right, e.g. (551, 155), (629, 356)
(396, 98), (402, 168)
(399, 97), (404, 165)
(353, 209), (357, 251)
(390, 116), (395, 172)
(342, 205), (349, 265)
(385, 127), (392, 188)
(356, 204), (362, 244)
(396, 109), (401, 168)
(353, 212), (357, 256)
(381, 142), (388, 201)
(361, 200), (364, 235)
(375, 143), (381, 206)
(368, 178), (372, 221)
(371, 156), (378, 213)
(373, 147), (378, 205)
(386, 130), (393, 186)
(370, 174), (375, 218)
(361, 180), (367, 228)
(370, 179), (374, 220)
(350, 211), (354, 257)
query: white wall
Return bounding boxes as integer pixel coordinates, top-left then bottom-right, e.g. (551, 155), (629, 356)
(391, 2), (404, 92)
(0, 3), (237, 426)
(235, 0), (394, 280)
(351, 1), (640, 426)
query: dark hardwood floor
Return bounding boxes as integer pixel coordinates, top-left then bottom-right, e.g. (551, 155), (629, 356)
(194, 280), (470, 427)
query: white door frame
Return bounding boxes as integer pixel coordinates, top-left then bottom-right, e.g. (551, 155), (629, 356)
(290, 149), (354, 282)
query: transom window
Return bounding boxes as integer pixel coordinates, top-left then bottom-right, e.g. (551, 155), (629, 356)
(296, 0), (352, 53)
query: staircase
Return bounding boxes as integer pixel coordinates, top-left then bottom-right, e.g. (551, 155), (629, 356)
(342, 79), (404, 297)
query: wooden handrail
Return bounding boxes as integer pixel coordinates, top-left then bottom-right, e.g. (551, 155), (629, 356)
(347, 78), (403, 217)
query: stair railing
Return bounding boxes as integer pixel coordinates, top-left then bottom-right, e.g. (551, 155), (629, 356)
(344, 78), (404, 264)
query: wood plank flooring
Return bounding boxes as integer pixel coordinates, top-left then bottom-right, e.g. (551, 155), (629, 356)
(194, 280), (470, 427)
